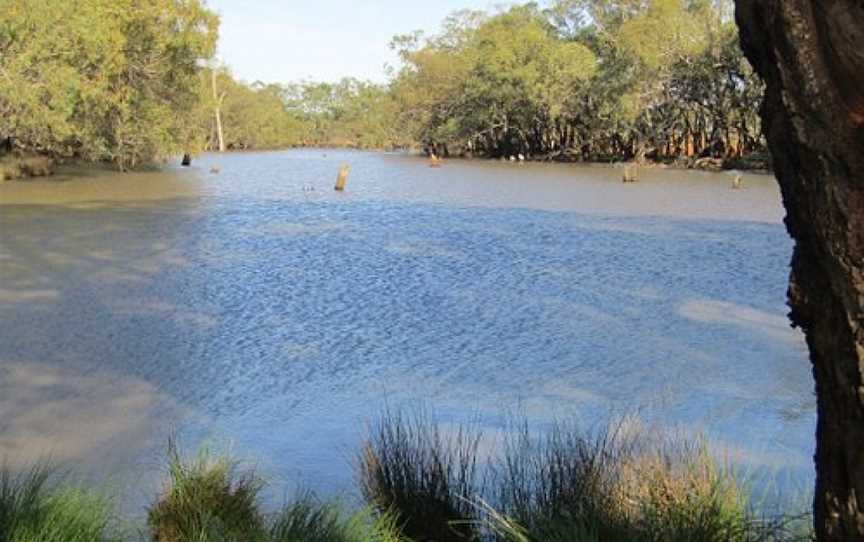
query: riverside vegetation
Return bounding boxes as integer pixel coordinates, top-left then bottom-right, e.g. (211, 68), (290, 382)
(0, 412), (812, 542)
(0, 0), (807, 539)
(0, 0), (766, 179)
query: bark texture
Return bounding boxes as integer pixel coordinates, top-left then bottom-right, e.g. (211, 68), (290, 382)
(735, 2), (864, 540)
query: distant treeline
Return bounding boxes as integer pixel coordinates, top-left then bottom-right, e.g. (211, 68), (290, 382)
(196, 75), (403, 152)
(387, 0), (766, 166)
(0, 0), (767, 170)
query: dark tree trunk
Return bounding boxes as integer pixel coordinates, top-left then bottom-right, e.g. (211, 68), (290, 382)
(735, 2), (864, 540)
(181, 153), (192, 167)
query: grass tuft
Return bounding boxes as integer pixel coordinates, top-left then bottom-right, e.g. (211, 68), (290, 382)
(360, 411), (814, 542)
(489, 420), (633, 541)
(1, 413), (814, 542)
(359, 409), (483, 541)
(270, 494), (404, 542)
(0, 463), (116, 542)
(147, 439), (266, 542)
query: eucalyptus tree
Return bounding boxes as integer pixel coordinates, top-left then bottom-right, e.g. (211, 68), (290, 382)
(200, 72), (308, 150)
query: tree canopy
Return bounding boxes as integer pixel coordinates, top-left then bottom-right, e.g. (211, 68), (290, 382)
(388, 0), (764, 165)
(0, 0), (765, 170)
(0, 0), (218, 169)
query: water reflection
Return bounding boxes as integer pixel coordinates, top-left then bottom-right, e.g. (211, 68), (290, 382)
(679, 299), (798, 343)
(0, 362), (185, 468)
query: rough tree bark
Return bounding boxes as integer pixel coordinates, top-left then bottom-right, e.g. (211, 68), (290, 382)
(735, 2), (864, 540)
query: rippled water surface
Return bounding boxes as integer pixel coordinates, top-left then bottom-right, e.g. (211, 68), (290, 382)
(0, 150), (814, 511)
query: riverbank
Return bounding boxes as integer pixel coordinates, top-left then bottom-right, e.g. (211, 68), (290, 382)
(0, 145), (771, 185)
(226, 144), (773, 173)
(0, 154), (54, 181)
(272, 144), (774, 174)
(0, 412), (812, 542)
(418, 149), (773, 174)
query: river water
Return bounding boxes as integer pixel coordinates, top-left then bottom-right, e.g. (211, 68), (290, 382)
(0, 149), (814, 512)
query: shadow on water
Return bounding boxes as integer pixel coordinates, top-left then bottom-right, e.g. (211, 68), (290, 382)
(0, 150), (814, 511)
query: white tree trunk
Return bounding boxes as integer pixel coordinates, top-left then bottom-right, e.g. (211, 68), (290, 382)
(212, 69), (225, 153)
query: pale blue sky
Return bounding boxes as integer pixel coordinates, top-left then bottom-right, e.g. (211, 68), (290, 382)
(207, 0), (512, 84)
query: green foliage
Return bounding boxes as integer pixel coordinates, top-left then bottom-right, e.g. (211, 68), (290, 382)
(617, 0), (708, 69)
(144, 442), (410, 542)
(192, 74), (403, 152)
(0, 420), (813, 542)
(359, 412), (813, 542)
(0, 464), (116, 542)
(282, 79), (405, 149)
(0, 0), (218, 169)
(390, 4), (598, 157)
(270, 496), (404, 542)
(202, 70), (309, 151)
(359, 409), (483, 542)
(147, 442), (267, 542)
(487, 425), (814, 542)
(490, 421), (631, 540)
(387, 0), (763, 164)
(0, 0), (762, 167)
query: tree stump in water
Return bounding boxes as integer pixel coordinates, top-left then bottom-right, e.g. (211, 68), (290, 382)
(622, 164), (639, 183)
(181, 154), (192, 167)
(732, 174), (743, 190)
(334, 165), (350, 191)
(736, 1), (864, 539)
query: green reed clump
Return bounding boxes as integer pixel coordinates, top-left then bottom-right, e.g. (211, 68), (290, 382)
(270, 494), (403, 542)
(147, 441), (267, 542)
(485, 423), (814, 542)
(146, 441), (406, 542)
(0, 464), (116, 542)
(359, 409), (483, 541)
(615, 438), (752, 542)
(359, 411), (813, 542)
(487, 420), (634, 541)
(1, 414), (813, 542)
